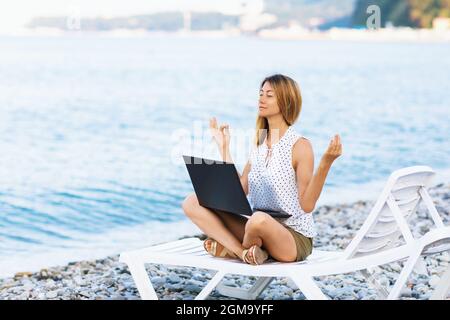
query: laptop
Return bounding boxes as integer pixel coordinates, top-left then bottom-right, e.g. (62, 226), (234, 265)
(182, 155), (291, 218)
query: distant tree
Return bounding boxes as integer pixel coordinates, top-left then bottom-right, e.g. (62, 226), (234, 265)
(351, 0), (450, 28)
(351, 0), (412, 27)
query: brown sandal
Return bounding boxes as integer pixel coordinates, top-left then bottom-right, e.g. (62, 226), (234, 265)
(241, 245), (269, 265)
(203, 238), (238, 259)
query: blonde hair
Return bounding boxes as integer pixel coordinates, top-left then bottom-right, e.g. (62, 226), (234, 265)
(254, 74), (302, 146)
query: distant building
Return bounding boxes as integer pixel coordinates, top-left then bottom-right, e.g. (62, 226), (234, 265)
(183, 11), (191, 31)
(240, 13), (277, 32)
(308, 17), (325, 29)
(432, 17), (450, 30)
(238, 0), (277, 32)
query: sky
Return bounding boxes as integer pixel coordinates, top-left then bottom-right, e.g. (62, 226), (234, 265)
(0, 0), (262, 33)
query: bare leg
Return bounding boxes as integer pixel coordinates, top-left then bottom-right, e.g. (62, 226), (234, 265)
(182, 193), (247, 259)
(243, 212), (298, 262)
(211, 209), (248, 243)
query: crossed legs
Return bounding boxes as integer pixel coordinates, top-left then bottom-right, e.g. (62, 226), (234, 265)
(182, 193), (297, 262)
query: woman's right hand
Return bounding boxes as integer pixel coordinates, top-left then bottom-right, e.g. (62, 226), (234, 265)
(209, 117), (230, 152)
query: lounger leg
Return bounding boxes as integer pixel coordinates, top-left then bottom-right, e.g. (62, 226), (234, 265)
(359, 269), (389, 299)
(195, 271), (227, 300)
(430, 265), (450, 300)
(123, 257), (159, 300)
(290, 274), (328, 300)
(216, 277), (274, 300)
(412, 257), (428, 275)
(388, 249), (423, 300)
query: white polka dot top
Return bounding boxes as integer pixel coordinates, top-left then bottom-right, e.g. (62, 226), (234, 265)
(247, 125), (316, 238)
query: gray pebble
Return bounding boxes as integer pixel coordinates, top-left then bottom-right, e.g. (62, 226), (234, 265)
(184, 284), (201, 293)
(221, 279), (237, 287)
(187, 279), (205, 287)
(151, 276), (166, 287)
(400, 288), (412, 298)
(168, 274), (182, 284)
(46, 291), (58, 299)
(166, 283), (184, 291)
(293, 292), (306, 300)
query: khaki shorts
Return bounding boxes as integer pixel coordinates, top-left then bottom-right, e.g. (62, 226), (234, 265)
(284, 225), (313, 262)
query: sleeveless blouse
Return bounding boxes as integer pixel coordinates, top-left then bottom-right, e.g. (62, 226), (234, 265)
(247, 126), (316, 238)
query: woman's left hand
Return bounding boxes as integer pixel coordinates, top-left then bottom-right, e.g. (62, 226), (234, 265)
(322, 134), (342, 165)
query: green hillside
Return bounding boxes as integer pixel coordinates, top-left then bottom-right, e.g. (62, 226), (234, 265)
(351, 0), (450, 28)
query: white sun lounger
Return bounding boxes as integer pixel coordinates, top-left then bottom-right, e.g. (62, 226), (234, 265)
(119, 166), (450, 300)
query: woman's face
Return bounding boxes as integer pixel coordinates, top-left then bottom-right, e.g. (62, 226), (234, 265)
(258, 81), (279, 117)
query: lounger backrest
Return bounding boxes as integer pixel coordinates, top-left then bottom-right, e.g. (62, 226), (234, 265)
(342, 166), (437, 259)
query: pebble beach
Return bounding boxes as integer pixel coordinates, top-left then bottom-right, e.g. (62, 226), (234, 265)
(1, 182), (449, 300)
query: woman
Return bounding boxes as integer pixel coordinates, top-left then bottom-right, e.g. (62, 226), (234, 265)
(182, 74), (342, 265)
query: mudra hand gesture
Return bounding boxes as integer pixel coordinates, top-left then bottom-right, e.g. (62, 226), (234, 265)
(322, 134), (342, 165)
(209, 117), (230, 152)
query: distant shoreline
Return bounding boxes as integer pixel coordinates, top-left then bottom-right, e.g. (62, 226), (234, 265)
(1, 27), (450, 43)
